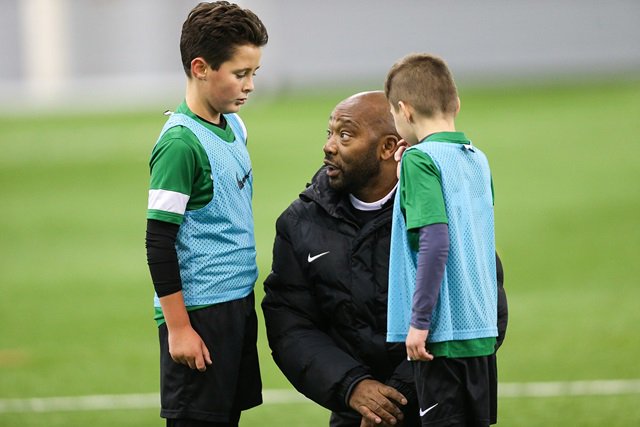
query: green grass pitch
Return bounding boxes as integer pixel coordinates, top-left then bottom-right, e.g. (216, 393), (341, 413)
(1, 78), (639, 426)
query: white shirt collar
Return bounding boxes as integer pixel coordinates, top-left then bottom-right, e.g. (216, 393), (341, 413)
(349, 183), (398, 211)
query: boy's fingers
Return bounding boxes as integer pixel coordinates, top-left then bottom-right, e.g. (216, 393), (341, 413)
(195, 353), (206, 372)
(407, 343), (433, 362)
(203, 343), (213, 365)
(394, 145), (407, 162)
(186, 358), (196, 370)
(409, 340), (432, 361)
(423, 346), (434, 360)
(417, 347), (434, 362)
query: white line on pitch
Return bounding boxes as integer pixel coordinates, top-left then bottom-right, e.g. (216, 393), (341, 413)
(499, 379), (640, 398)
(1, 380), (640, 414)
(0, 389), (311, 414)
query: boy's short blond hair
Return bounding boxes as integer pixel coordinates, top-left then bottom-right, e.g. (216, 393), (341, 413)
(384, 53), (458, 118)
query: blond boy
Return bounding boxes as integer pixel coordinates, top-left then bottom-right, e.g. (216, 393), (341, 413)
(386, 54), (499, 426)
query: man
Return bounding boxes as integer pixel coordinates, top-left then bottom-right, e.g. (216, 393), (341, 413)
(262, 91), (507, 427)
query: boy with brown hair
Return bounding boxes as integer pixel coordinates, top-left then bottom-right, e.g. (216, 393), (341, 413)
(145, 2), (268, 426)
(385, 53), (500, 426)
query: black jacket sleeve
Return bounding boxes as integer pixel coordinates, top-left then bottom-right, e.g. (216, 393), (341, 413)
(496, 252), (508, 350)
(261, 213), (370, 412)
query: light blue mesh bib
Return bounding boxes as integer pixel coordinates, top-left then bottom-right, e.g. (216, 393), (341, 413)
(153, 113), (257, 307)
(387, 142), (497, 343)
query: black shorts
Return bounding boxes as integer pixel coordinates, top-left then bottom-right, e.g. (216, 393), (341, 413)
(413, 354), (497, 426)
(158, 292), (262, 423)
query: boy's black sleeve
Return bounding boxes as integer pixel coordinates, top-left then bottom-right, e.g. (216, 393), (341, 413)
(145, 219), (182, 297)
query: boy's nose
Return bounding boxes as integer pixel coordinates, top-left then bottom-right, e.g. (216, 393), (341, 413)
(244, 76), (254, 93)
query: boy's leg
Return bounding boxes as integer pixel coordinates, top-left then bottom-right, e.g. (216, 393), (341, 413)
(229, 292), (263, 414)
(158, 293), (262, 424)
(464, 354), (497, 426)
(413, 355), (496, 427)
(490, 354), (497, 424)
(166, 413), (239, 427)
(413, 358), (466, 426)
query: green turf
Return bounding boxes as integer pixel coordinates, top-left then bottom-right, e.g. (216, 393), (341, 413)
(1, 78), (639, 426)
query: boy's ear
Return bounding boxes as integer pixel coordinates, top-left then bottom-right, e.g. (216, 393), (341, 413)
(398, 101), (413, 124)
(191, 57), (209, 81)
(455, 96), (461, 116)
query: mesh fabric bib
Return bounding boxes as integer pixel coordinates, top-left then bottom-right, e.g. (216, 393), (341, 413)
(387, 142), (497, 343)
(153, 113), (257, 307)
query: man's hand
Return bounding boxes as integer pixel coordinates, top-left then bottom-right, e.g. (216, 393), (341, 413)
(349, 379), (407, 425)
(405, 326), (434, 362)
(168, 325), (213, 371)
(360, 417), (404, 427)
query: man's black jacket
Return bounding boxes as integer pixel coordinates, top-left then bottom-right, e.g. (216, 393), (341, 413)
(262, 168), (508, 413)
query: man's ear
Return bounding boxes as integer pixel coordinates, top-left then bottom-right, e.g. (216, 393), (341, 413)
(191, 57), (209, 81)
(379, 135), (399, 161)
(455, 96), (461, 116)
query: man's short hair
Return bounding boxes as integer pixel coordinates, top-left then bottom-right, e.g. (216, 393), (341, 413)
(385, 53), (458, 118)
(180, 1), (268, 77)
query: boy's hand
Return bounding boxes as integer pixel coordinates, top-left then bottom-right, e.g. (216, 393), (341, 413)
(168, 325), (213, 371)
(159, 292), (212, 371)
(405, 326), (434, 362)
(349, 379), (407, 426)
(394, 139), (408, 179)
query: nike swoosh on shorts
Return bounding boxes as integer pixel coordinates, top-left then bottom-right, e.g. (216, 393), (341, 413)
(420, 403), (438, 417)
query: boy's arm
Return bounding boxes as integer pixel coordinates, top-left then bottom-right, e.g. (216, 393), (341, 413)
(146, 218), (212, 371)
(146, 219), (181, 297)
(146, 130), (210, 371)
(159, 291), (212, 371)
(405, 223), (449, 362)
(399, 150), (449, 361)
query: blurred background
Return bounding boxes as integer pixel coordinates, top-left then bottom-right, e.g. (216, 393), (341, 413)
(1, 1), (639, 426)
(2, 0), (639, 111)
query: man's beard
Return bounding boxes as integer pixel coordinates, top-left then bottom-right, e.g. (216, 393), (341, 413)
(327, 149), (380, 195)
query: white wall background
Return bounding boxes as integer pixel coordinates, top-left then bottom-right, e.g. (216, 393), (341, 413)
(1, 0), (639, 111)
